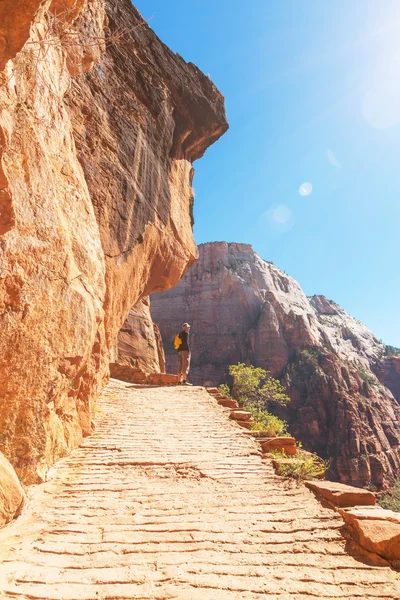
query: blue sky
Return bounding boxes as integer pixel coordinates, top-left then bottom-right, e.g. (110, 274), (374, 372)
(135, 0), (400, 346)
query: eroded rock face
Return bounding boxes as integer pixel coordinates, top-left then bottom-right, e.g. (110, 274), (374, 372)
(114, 297), (165, 374)
(0, 452), (25, 527)
(151, 242), (400, 488)
(375, 356), (400, 404)
(0, 2), (227, 484)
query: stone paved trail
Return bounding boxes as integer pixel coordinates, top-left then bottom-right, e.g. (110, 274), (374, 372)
(0, 380), (399, 600)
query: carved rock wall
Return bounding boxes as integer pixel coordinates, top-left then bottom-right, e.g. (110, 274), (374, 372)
(0, 2), (227, 484)
(115, 297), (165, 374)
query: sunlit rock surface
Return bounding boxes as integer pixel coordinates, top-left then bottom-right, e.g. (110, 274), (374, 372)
(0, 1), (227, 484)
(0, 452), (25, 528)
(114, 297), (165, 374)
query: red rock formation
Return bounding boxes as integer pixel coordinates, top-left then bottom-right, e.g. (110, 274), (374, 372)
(114, 297), (165, 373)
(375, 355), (400, 404)
(0, 452), (25, 528)
(151, 242), (400, 488)
(305, 480), (376, 508)
(0, 3), (227, 484)
(109, 363), (178, 386)
(0, 0), (47, 71)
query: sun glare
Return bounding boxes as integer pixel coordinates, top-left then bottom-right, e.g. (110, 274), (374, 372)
(361, 17), (400, 129)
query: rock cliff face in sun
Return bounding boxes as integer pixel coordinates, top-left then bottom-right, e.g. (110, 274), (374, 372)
(374, 355), (400, 405)
(114, 297), (165, 374)
(0, 1), (227, 484)
(151, 242), (400, 488)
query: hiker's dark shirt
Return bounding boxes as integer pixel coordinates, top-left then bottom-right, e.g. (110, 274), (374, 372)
(179, 330), (190, 352)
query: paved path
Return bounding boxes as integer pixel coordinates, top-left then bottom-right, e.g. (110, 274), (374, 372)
(0, 380), (399, 599)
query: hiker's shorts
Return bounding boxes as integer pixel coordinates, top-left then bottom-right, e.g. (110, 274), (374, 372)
(178, 350), (191, 375)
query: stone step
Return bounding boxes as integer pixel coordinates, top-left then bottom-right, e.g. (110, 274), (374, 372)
(339, 505), (400, 525)
(229, 410), (253, 421)
(261, 437), (296, 455)
(261, 437), (296, 446)
(147, 374), (180, 385)
(217, 399), (238, 409)
(305, 480), (376, 508)
(338, 506), (400, 565)
(237, 420), (253, 429)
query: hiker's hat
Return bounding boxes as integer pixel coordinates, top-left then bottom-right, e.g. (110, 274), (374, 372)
(182, 323), (191, 328)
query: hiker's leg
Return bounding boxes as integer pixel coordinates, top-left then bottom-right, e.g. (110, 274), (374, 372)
(177, 353), (183, 383)
(182, 351), (190, 382)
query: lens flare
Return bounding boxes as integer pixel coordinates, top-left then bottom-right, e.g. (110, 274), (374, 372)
(299, 182), (313, 196)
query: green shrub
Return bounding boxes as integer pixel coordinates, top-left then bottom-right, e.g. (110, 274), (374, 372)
(228, 363), (290, 436)
(297, 346), (325, 364)
(271, 450), (328, 481)
(284, 347), (326, 387)
(378, 480), (400, 512)
(218, 383), (231, 397)
(247, 405), (288, 436)
(357, 369), (376, 385)
(384, 345), (400, 357)
(229, 363), (290, 408)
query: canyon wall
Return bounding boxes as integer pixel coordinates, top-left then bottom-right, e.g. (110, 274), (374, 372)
(0, 1), (227, 484)
(374, 356), (400, 404)
(151, 242), (400, 488)
(114, 297), (165, 374)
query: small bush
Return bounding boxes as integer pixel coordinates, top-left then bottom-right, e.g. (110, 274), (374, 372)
(228, 363), (290, 437)
(357, 369), (376, 385)
(378, 480), (400, 513)
(218, 383), (231, 397)
(271, 450), (328, 481)
(385, 345), (400, 357)
(247, 405), (288, 436)
(229, 363), (290, 408)
(297, 346), (325, 364)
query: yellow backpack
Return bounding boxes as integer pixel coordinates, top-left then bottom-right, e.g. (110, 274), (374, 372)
(174, 333), (182, 350)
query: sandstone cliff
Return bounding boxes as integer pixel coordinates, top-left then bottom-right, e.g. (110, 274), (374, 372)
(375, 355), (400, 404)
(151, 242), (400, 488)
(0, 1), (227, 484)
(114, 297), (165, 374)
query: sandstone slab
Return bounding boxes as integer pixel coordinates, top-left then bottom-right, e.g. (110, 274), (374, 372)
(110, 364), (179, 387)
(261, 436), (296, 446)
(229, 410), (253, 421)
(261, 437), (296, 456)
(305, 480), (376, 507)
(206, 388), (219, 395)
(217, 399), (239, 408)
(339, 505), (400, 526)
(236, 420), (253, 429)
(147, 373), (180, 386)
(352, 518), (400, 562)
(110, 363), (148, 384)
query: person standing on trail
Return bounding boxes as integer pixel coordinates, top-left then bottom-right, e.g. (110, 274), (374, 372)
(177, 323), (192, 385)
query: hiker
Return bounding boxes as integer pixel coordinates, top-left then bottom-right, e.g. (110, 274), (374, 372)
(176, 323), (191, 385)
